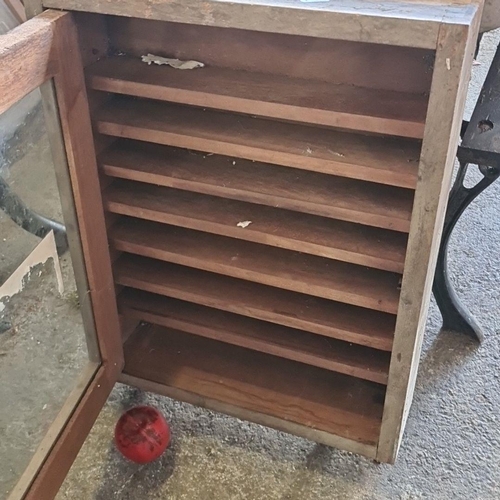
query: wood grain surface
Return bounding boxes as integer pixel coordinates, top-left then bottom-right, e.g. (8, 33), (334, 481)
(104, 180), (408, 272)
(0, 10), (65, 114)
(114, 253), (396, 350)
(96, 97), (421, 188)
(123, 324), (386, 445)
(100, 141), (414, 232)
(87, 57), (427, 138)
(111, 218), (401, 313)
(120, 289), (391, 383)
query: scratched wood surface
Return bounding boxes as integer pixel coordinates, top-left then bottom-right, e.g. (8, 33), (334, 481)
(0, 10), (64, 114)
(122, 323), (386, 445)
(42, 0), (480, 48)
(103, 179), (408, 273)
(377, 8), (482, 463)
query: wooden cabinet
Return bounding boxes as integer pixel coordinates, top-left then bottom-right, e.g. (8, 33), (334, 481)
(0, 1), (482, 497)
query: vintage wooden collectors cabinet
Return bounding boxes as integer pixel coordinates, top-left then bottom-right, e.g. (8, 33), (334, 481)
(0, 0), (483, 497)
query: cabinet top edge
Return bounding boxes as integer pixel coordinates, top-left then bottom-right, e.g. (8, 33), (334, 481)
(42, 0), (481, 48)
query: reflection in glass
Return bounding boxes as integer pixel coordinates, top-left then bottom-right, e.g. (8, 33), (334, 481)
(0, 88), (90, 497)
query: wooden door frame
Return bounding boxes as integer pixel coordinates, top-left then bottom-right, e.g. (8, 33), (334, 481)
(376, 6), (482, 464)
(1, 10), (123, 499)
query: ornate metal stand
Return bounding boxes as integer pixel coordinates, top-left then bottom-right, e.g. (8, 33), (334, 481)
(432, 40), (500, 342)
(432, 159), (500, 342)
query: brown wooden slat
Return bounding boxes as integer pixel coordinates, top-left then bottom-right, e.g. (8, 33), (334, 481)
(95, 96), (421, 189)
(51, 13), (124, 372)
(0, 11), (65, 115)
(119, 289), (391, 384)
(114, 254), (395, 351)
(123, 324), (386, 445)
(104, 181), (408, 273)
(105, 18), (434, 94)
(87, 56), (427, 138)
(112, 218), (401, 313)
(100, 140), (414, 233)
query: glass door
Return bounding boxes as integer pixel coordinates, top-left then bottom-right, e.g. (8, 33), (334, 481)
(0, 11), (122, 500)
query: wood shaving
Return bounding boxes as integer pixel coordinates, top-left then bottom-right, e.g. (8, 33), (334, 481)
(141, 54), (205, 70)
(237, 221), (252, 228)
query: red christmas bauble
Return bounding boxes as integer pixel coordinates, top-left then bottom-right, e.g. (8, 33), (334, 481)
(114, 406), (171, 464)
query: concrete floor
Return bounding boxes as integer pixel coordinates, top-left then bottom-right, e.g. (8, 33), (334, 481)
(1, 29), (500, 500)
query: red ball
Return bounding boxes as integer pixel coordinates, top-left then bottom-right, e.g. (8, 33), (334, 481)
(114, 406), (171, 464)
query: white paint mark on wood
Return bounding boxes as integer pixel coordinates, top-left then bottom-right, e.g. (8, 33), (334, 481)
(141, 53), (205, 69)
(237, 220), (252, 228)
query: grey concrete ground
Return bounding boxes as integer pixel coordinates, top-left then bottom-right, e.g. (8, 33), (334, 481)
(1, 28), (499, 500)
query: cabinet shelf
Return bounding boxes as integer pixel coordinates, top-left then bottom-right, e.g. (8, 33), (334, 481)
(96, 96), (421, 188)
(119, 289), (391, 384)
(87, 56), (428, 139)
(123, 323), (386, 447)
(104, 180), (408, 272)
(114, 253), (396, 351)
(100, 140), (414, 232)
(111, 218), (401, 313)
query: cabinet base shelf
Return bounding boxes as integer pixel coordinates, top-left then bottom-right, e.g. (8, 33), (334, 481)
(122, 323), (386, 456)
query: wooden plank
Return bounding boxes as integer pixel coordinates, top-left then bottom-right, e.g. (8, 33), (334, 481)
(41, 0), (478, 49)
(119, 289), (391, 383)
(112, 219), (401, 314)
(0, 10), (65, 114)
(95, 97), (421, 189)
(105, 18), (434, 95)
(377, 11), (482, 464)
(100, 140), (414, 233)
(51, 13), (123, 372)
(114, 254), (396, 351)
(87, 57), (427, 138)
(120, 372), (378, 458)
(104, 180), (408, 272)
(123, 324), (386, 445)
(22, 365), (115, 500)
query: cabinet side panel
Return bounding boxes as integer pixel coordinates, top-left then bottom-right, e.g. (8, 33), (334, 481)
(51, 13), (124, 372)
(377, 13), (481, 464)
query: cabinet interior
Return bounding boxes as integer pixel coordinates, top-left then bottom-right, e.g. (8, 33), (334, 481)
(74, 12), (436, 454)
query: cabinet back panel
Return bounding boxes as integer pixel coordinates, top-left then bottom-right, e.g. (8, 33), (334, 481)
(106, 16), (434, 94)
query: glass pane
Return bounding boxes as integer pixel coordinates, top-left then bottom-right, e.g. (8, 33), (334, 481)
(0, 87), (98, 497)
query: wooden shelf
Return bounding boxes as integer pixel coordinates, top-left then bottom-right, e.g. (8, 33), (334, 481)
(104, 180), (408, 272)
(114, 254), (396, 351)
(111, 218), (401, 313)
(95, 96), (421, 189)
(100, 140), (414, 232)
(120, 289), (391, 383)
(123, 323), (386, 446)
(87, 56), (428, 139)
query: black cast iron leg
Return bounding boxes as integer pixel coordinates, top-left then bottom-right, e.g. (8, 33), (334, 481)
(432, 162), (500, 342)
